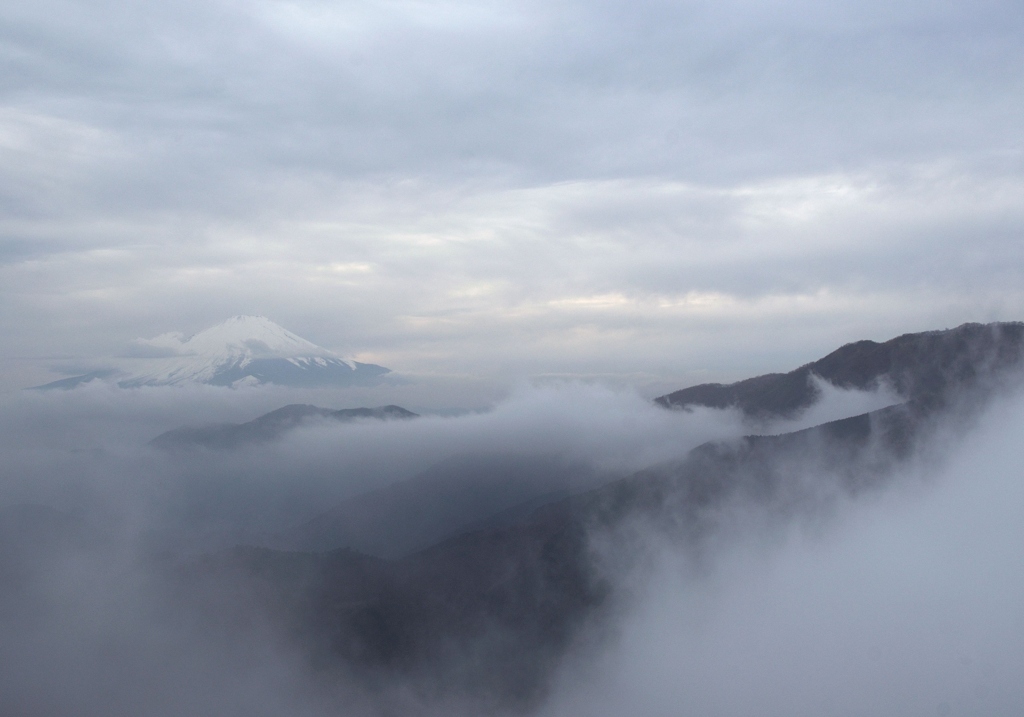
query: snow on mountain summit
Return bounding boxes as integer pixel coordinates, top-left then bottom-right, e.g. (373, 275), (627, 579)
(118, 316), (391, 388)
(162, 315), (347, 364)
(33, 316), (391, 389)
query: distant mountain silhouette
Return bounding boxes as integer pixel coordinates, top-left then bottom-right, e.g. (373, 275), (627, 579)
(27, 370), (118, 391)
(656, 321), (1024, 418)
(151, 404), (417, 449)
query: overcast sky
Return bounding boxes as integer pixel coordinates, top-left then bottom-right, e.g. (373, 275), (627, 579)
(2, 0), (1023, 397)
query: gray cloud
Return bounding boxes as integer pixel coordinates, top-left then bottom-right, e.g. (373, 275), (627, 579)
(1, 0), (1023, 394)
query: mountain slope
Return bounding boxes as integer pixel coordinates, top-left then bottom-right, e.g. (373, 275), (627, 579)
(655, 321), (1024, 418)
(284, 453), (599, 558)
(185, 404), (913, 710)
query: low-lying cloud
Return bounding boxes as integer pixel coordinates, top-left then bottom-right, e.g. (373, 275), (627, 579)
(0, 381), (752, 549)
(0, 376), (1021, 715)
(544, 388), (1024, 717)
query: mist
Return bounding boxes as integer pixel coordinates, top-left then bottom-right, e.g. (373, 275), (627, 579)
(545, 388), (1024, 717)
(0, 381), (750, 546)
(0, 374), (904, 543)
(0, 370), (1021, 715)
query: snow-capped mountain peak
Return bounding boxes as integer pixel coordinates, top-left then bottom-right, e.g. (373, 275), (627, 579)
(174, 315), (346, 364)
(107, 316), (389, 388)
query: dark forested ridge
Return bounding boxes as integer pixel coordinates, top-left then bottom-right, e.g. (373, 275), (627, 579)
(655, 321), (1024, 418)
(151, 404), (418, 449)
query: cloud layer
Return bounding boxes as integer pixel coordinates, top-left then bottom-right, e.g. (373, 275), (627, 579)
(0, 359), (1022, 714)
(2, 0), (1023, 395)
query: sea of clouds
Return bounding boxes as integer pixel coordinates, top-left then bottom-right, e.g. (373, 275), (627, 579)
(0, 378), (1019, 715)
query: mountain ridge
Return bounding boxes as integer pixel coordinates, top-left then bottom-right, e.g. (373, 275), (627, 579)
(151, 403), (418, 449)
(655, 321), (1024, 417)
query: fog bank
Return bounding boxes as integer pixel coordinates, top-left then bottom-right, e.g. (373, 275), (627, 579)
(0, 376), (1018, 715)
(544, 387), (1024, 717)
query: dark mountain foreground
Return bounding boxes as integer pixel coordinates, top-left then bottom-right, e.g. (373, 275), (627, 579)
(281, 453), (603, 559)
(164, 321), (1024, 712)
(151, 404), (418, 449)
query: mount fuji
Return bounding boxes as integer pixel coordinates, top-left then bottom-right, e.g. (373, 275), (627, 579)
(35, 316), (391, 389)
